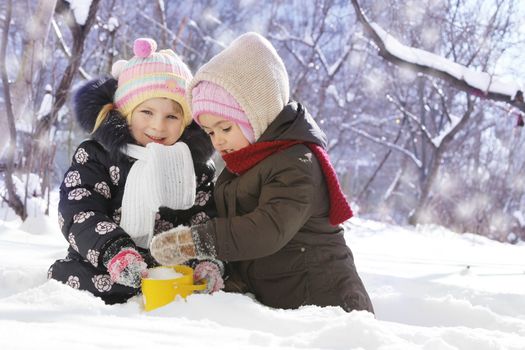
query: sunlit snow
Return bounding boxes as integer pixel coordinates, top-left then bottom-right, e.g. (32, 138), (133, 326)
(0, 194), (524, 349)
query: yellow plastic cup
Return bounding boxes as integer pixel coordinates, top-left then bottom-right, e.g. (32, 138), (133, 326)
(142, 265), (207, 311)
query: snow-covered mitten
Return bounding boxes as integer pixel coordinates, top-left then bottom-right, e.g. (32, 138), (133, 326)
(106, 248), (148, 288)
(193, 260), (224, 294)
(150, 225), (216, 266)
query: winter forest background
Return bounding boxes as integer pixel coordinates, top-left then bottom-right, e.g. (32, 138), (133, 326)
(1, 0), (525, 243)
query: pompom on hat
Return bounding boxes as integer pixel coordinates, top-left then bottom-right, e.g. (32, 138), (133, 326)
(112, 38), (193, 126)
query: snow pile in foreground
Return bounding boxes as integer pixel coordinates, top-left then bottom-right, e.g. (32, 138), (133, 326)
(0, 215), (524, 350)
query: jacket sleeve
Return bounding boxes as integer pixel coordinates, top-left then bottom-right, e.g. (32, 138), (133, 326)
(191, 160), (217, 223)
(58, 140), (134, 268)
(195, 149), (316, 261)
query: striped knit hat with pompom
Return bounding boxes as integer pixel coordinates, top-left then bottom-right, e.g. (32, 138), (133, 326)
(112, 38), (193, 126)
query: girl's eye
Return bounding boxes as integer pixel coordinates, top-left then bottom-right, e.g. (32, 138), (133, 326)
(222, 127), (232, 132)
(140, 110), (153, 116)
(167, 115), (180, 120)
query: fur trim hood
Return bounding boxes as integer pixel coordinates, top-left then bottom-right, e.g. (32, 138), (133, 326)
(72, 77), (214, 164)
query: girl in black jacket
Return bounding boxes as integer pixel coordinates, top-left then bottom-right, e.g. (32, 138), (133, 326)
(48, 38), (221, 304)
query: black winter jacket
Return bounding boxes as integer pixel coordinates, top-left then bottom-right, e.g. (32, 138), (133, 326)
(49, 78), (215, 303)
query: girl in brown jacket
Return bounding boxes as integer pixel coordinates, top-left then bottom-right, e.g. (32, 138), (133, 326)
(150, 32), (374, 313)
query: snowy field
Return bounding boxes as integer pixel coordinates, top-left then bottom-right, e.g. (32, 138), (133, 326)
(1, 202), (524, 350)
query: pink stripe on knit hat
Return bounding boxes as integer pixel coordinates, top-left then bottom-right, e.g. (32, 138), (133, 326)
(192, 100), (247, 125)
(119, 62), (176, 81)
(115, 84), (185, 109)
(193, 98), (245, 113)
(192, 81), (255, 143)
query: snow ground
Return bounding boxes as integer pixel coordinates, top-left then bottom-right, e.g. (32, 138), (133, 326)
(1, 212), (524, 350)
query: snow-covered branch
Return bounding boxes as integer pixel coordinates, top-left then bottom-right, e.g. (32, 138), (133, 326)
(350, 0), (525, 113)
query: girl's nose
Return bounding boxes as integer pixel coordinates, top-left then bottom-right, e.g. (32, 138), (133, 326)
(213, 134), (225, 146)
(151, 115), (165, 130)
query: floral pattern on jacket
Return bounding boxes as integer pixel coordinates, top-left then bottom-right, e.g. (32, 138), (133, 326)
(58, 139), (216, 269)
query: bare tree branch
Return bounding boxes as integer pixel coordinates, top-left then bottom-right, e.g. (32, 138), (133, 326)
(348, 126), (423, 168)
(51, 18), (90, 80)
(386, 94), (435, 146)
(155, 0), (168, 47)
(356, 117), (408, 202)
(138, 12), (203, 57)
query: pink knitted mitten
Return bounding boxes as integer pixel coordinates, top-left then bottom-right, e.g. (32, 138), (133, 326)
(193, 261), (224, 294)
(107, 248), (148, 288)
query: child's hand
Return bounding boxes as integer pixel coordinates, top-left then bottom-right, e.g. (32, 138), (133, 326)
(193, 260), (224, 294)
(107, 248), (147, 288)
(150, 226), (198, 265)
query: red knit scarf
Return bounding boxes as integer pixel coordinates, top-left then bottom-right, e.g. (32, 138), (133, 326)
(222, 140), (353, 226)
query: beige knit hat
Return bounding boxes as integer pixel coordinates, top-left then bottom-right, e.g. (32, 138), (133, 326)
(187, 32), (289, 141)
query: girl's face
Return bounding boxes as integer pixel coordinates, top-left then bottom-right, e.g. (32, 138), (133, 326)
(199, 113), (251, 156)
(129, 98), (184, 146)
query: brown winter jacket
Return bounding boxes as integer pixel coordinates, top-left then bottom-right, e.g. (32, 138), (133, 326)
(195, 102), (374, 313)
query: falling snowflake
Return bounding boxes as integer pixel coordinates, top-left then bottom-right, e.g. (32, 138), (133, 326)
(364, 69), (386, 95)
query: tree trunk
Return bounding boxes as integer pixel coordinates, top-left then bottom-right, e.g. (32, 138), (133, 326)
(31, 0), (101, 189)
(1, 0), (27, 220)
(11, 0), (57, 124)
(34, 0), (101, 140)
(409, 98), (474, 224)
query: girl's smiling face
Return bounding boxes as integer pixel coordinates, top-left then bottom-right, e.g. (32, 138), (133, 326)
(199, 113), (251, 156)
(129, 98), (184, 146)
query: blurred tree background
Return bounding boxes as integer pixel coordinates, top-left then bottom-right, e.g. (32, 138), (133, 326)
(1, 0), (524, 242)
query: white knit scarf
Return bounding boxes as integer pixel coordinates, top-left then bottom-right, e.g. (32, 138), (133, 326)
(120, 142), (196, 248)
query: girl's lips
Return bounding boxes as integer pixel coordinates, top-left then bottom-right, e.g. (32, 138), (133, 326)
(146, 134), (166, 144)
